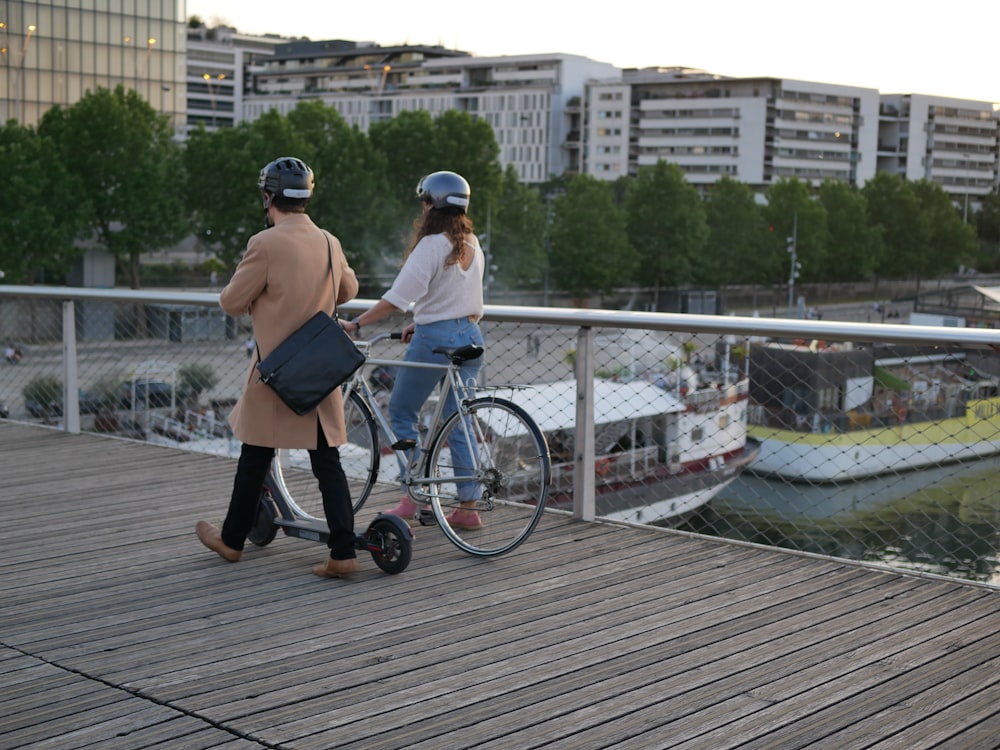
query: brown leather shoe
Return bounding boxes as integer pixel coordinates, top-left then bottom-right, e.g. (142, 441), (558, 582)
(196, 520), (242, 562)
(312, 557), (359, 578)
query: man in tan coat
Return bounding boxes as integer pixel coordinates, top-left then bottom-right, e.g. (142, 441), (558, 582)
(196, 157), (361, 578)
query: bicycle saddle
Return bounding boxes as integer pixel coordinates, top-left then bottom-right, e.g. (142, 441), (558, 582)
(432, 344), (484, 365)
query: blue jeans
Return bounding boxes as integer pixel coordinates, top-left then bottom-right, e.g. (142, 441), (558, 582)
(388, 318), (484, 502)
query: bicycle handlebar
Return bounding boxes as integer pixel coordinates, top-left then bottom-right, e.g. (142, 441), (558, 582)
(354, 331), (404, 346)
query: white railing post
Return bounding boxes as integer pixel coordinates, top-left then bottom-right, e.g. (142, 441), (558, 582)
(573, 326), (596, 521)
(62, 300), (80, 434)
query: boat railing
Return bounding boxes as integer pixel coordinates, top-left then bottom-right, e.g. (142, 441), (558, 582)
(549, 445), (660, 493)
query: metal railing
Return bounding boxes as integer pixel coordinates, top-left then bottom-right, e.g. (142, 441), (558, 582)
(2, 284), (998, 585)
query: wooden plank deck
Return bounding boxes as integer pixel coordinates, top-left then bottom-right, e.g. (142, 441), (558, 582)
(1, 421), (998, 749)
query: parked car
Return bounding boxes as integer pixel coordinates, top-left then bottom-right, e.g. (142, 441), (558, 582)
(26, 388), (109, 418)
(118, 379), (174, 409)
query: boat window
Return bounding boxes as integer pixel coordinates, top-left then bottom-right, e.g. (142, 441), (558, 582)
(816, 386), (841, 411)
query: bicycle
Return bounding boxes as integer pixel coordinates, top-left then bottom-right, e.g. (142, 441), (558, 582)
(256, 331), (551, 557)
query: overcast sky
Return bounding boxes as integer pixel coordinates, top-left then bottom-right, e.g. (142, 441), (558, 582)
(186, 0), (999, 104)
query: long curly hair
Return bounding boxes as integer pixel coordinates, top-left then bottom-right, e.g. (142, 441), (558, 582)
(404, 206), (476, 267)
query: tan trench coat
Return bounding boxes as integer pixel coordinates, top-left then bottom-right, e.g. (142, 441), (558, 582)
(220, 214), (359, 449)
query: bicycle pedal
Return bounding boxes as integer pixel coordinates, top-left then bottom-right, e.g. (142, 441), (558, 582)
(417, 508), (437, 526)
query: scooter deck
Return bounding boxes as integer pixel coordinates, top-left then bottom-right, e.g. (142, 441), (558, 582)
(274, 516), (329, 543)
(273, 514), (414, 549)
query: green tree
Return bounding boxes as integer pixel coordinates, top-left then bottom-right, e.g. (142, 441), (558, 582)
(40, 85), (187, 288)
(625, 161), (708, 307)
(431, 109), (503, 219)
(491, 164), (548, 288)
(816, 180), (881, 281)
(369, 108), (504, 257)
(286, 101), (393, 279)
(183, 108), (316, 277)
(974, 188), (1000, 272)
(703, 176), (769, 292)
(862, 172), (927, 281)
(549, 175), (635, 300)
(911, 179), (979, 283)
(369, 109), (439, 225)
(183, 122), (261, 273)
(178, 362), (219, 409)
(0, 122), (85, 283)
(763, 178), (828, 285)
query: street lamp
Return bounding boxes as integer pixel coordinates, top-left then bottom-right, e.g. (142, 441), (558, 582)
(13, 23), (37, 124)
(959, 153), (972, 223)
(142, 37), (156, 96)
(202, 73), (226, 127)
(787, 212), (800, 316)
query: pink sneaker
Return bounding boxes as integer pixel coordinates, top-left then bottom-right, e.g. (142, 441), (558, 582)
(386, 496), (422, 525)
(445, 507), (484, 530)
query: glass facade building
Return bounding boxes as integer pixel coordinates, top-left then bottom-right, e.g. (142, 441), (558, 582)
(1, 0), (186, 129)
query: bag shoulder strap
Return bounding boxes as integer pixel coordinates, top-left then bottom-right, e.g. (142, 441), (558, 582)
(323, 230), (337, 320)
(255, 230), (337, 363)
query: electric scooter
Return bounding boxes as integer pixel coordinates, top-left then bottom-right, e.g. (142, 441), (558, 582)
(247, 463), (414, 574)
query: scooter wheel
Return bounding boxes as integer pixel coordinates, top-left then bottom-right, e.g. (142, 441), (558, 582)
(248, 492), (278, 546)
(366, 517), (412, 574)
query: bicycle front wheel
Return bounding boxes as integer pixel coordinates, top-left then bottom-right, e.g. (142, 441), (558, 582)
(424, 397), (550, 556)
(270, 390), (380, 517)
(341, 390), (381, 511)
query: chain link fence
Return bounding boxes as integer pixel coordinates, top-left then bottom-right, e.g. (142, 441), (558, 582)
(1, 289), (998, 586)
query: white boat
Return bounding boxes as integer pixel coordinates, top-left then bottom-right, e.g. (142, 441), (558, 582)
(747, 342), (1000, 482)
(142, 372), (758, 526)
(508, 375), (757, 526)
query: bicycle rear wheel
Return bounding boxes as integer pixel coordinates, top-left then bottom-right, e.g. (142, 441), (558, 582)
(270, 390), (380, 517)
(424, 397), (550, 556)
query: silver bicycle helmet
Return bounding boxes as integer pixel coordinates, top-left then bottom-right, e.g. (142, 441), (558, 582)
(416, 171), (470, 211)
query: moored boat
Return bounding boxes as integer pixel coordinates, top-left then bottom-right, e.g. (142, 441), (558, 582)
(747, 341), (1000, 482)
(509, 375), (756, 525)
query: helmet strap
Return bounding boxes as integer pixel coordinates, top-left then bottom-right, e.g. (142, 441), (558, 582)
(262, 193), (274, 228)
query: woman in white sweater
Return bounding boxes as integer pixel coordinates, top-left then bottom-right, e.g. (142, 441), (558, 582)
(341, 171), (485, 529)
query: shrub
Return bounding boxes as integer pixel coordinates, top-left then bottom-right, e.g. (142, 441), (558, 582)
(178, 363), (219, 401)
(23, 375), (61, 406)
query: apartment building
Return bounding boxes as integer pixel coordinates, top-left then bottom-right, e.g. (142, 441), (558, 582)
(1, 0), (185, 130)
(242, 40), (618, 183)
(584, 68), (1000, 208)
(4, 4), (996, 202)
(185, 24), (278, 134)
(585, 69), (882, 190)
(878, 94), (998, 215)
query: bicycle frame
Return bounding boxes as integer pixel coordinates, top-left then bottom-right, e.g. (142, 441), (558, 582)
(343, 334), (485, 500)
(314, 331), (552, 557)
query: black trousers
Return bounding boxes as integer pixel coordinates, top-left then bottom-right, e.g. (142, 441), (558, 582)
(220, 422), (355, 559)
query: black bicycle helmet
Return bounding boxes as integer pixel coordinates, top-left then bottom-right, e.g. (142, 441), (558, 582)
(416, 171), (470, 211)
(258, 157), (314, 201)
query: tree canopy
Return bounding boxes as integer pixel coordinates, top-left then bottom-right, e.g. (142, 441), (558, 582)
(548, 175), (636, 300)
(625, 161), (708, 307)
(39, 85), (187, 289)
(3, 87), (995, 295)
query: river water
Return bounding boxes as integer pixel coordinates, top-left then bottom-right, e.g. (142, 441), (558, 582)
(681, 456), (1000, 586)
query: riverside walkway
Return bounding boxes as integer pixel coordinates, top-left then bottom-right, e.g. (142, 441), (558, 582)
(2, 421), (998, 749)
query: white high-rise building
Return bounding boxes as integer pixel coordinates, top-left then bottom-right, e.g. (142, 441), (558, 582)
(585, 70), (882, 191)
(877, 94), (998, 215)
(185, 25), (279, 134)
(242, 40), (618, 183)
(190, 33), (998, 203)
